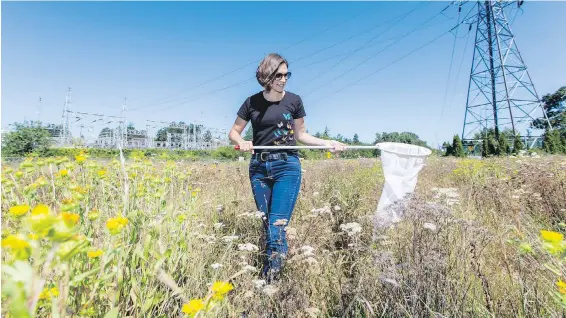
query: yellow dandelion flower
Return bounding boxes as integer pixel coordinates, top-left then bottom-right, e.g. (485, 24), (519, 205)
(541, 230), (564, 243)
(39, 287), (59, 300)
(61, 212), (80, 225)
(182, 299), (205, 316)
(75, 155), (87, 163)
(210, 281), (234, 300)
(87, 249), (103, 258)
(2, 235), (30, 249)
(98, 170), (107, 177)
(557, 280), (566, 295)
(326, 152), (332, 159)
(1, 235), (31, 259)
(9, 205), (31, 217)
(32, 204), (50, 215)
(27, 212), (57, 234)
(60, 169), (69, 177)
(106, 216), (129, 235)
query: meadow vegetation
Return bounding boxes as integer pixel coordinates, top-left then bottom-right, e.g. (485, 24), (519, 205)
(1, 151), (566, 317)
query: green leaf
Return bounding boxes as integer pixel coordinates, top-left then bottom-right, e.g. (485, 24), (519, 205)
(2, 261), (34, 292)
(70, 266), (100, 287)
(104, 307), (120, 318)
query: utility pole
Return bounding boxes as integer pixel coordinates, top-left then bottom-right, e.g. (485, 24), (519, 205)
(62, 87), (72, 146)
(36, 97), (42, 127)
(121, 97), (128, 148)
(461, 0), (551, 148)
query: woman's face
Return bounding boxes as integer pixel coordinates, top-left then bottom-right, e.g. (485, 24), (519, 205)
(271, 63), (290, 93)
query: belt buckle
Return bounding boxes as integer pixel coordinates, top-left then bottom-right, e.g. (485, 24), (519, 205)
(260, 152), (270, 161)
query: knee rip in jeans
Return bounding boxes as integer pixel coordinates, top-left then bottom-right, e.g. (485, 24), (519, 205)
(273, 219), (288, 226)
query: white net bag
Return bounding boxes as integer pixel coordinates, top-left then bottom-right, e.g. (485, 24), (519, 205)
(374, 142), (432, 228)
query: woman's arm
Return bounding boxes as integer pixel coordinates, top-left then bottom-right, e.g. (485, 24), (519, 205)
(294, 118), (345, 152)
(229, 117), (254, 153)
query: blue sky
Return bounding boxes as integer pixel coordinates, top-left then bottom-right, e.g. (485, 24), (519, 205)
(2, 1), (565, 147)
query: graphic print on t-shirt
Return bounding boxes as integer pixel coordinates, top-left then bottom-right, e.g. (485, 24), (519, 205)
(273, 113), (295, 145)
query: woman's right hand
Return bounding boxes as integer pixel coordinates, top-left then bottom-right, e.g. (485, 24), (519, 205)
(238, 140), (254, 153)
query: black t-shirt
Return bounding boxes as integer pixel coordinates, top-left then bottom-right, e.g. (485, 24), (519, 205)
(237, 91), (306, 153)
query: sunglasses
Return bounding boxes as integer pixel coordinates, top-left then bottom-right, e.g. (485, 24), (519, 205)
(274, 72), (292, 80)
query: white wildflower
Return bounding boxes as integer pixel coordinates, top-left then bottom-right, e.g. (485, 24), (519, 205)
(222, 235), (239, 243)
(210, 263), (223, 269)
(300, 245), (315, 256)
(238, 243), (259, 252)
(213, 222), (225, 229)
(310, 206), (332, 216)
(253, 279), (266, 289)
(423, 222), (437, 232)
(340, 222), (362, 236)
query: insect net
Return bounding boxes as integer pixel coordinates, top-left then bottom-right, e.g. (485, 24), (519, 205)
(374, 142), (432, 228)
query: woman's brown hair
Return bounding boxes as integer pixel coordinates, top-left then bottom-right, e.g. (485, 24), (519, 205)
(256, 53), (288, 91)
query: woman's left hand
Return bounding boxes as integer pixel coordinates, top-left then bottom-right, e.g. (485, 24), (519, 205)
(325, 140), (347, 153)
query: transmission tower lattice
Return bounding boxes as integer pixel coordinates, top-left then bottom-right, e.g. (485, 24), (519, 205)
(461, 0), (551, 144)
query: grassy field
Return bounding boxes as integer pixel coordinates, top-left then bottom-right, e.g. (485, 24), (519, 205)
(1, 152), (566, 317)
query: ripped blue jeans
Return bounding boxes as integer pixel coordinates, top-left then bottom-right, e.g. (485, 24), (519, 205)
(248, 152), (302, 280)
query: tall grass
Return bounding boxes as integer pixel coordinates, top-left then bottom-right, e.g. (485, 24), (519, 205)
(1, 153), (565, 317)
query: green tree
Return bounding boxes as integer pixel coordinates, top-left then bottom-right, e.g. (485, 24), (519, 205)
(373, 131), (430, 156)
(452, 134), (465, 157)
(2, 122), (52, 157)
(442, 141), (453, 156)
(531, 86), (566, 132)
(543, 129), (565, 154)
(353, 133), (360, 145)
(321, 126), (330, 140)
(532, 86), (566, 153)
(498, 132), (511, 155)
(243, 126), (253, 141)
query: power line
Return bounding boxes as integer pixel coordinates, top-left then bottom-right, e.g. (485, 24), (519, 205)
(290, 2), (429, 66)
(129, 5), (377, 110)
(135, 3), (443, 114)
(439, 2), (463, 120)
(129, 3), (429, 112)
(306, 16), (476, 107)
(300, 2), (461, 99)
(299, 1), (430, 89)
(434, 1), (466, 146)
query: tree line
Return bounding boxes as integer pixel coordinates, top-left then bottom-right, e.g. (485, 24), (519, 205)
(444, 85), (566, 157)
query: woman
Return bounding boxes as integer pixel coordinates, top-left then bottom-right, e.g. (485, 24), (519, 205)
(228, 53), (345, 282)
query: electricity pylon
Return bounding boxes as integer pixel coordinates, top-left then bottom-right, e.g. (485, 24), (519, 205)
(461, 0), (551, 147)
